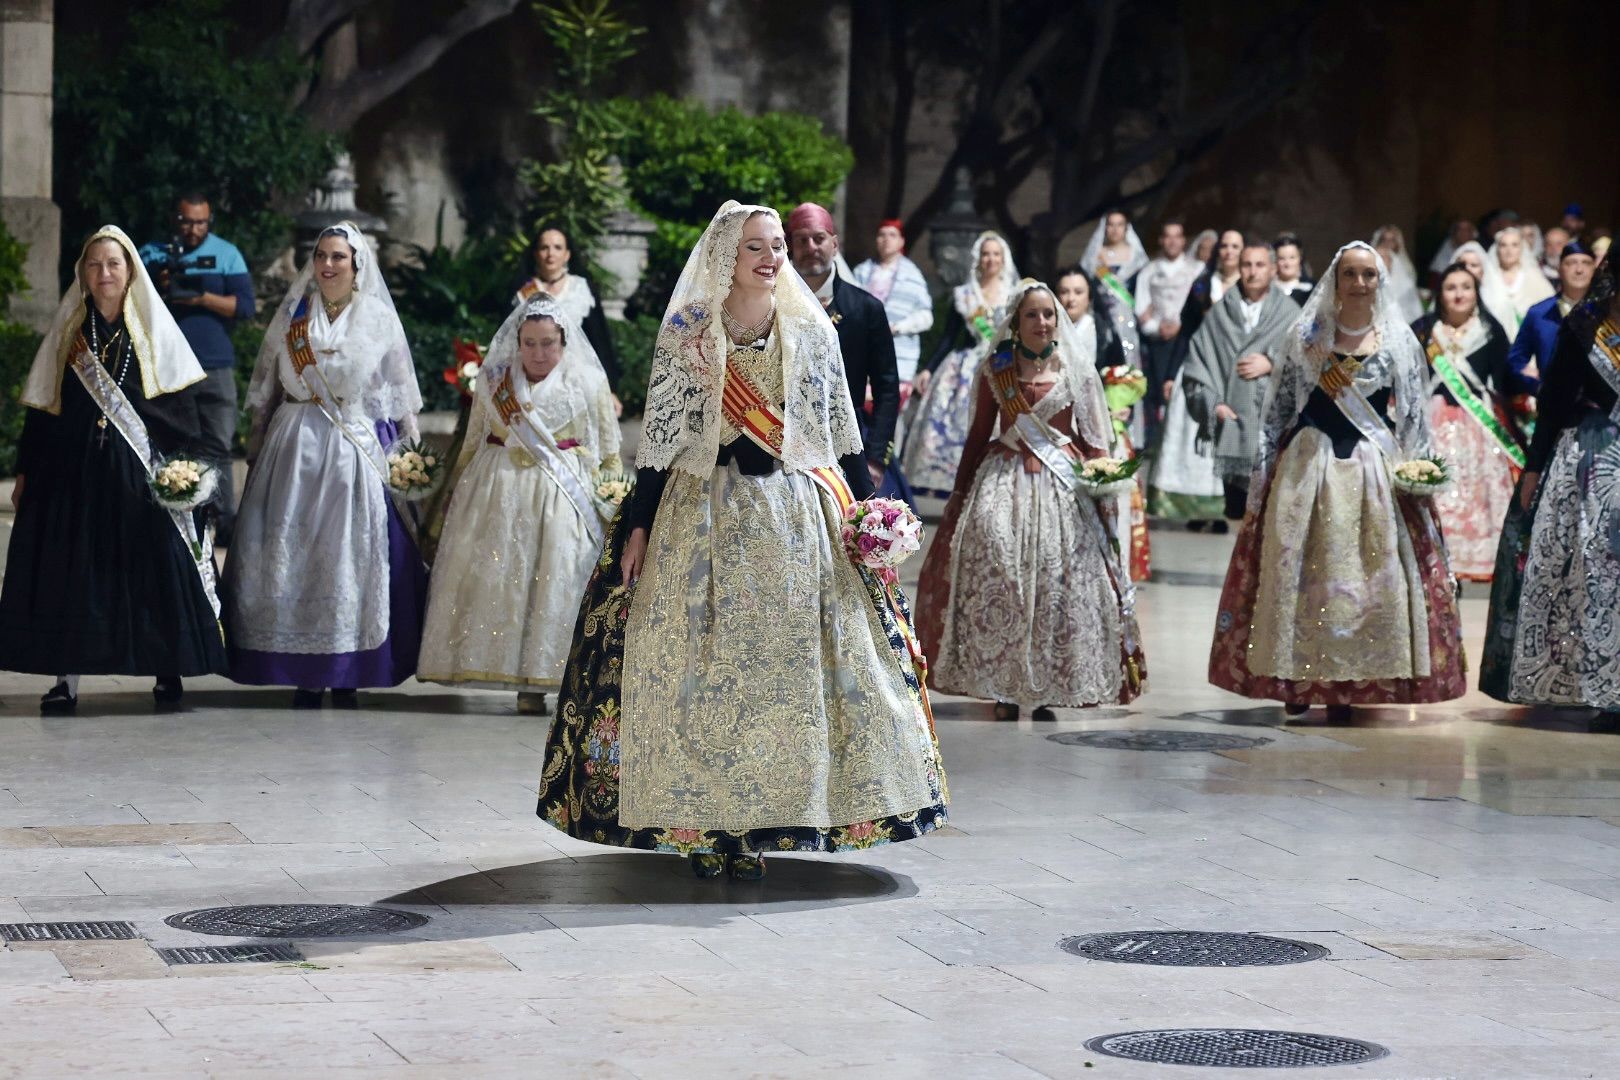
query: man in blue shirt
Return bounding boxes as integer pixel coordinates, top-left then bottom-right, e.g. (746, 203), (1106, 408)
(1507, 238), (1596, 396)
(139, 193), (256, 542)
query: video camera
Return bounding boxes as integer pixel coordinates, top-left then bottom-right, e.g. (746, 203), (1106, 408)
(150, 237), (216, 301)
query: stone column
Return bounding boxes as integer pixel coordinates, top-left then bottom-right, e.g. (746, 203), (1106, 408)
(0, 0), (60, 331)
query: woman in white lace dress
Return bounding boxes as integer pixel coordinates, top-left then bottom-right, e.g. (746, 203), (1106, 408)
(903, 232), (1018, 496)
(916, 280), (1145, 721)
(224, 222), (426, 708)
(417, 294), (620, 713)
(1480, 225), (1554, 339)
(536, 202), (947, 881)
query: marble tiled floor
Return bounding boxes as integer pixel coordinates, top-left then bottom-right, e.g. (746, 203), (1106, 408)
(3, 522), (1620, 1079)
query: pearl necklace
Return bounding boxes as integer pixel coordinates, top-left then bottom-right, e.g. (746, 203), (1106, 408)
(1335, 317), (1374, 336)
(721, 303), (774, 345)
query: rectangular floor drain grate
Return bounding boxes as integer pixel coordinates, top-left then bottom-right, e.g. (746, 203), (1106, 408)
(157, 944), (304, 965)
(0, 921), (140, 941)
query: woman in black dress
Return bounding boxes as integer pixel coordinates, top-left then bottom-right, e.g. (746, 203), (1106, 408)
(2, 226), (227, 713)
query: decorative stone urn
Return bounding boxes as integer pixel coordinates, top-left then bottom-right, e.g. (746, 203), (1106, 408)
(596, 158), (654, 321)
(294, 153), (388, 264)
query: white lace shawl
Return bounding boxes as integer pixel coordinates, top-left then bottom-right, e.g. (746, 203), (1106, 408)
(1481, 227), (1554, 331)
(1081, 215), (1150, 283)
(637, 201), (862, 478)
(459, 293), (619, 474)
(1254, 241), (1432, 496)
(246, 221), (422, 438)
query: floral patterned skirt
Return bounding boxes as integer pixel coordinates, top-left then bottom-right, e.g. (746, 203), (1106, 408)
(1208, 428), (1467, 704)
(535, 493), (948, 856)
(1429, 398), (1519, 582)
(903, 344), (987, 497)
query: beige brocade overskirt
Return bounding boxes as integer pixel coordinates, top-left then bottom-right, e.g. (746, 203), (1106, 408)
(1248, 428), (1431, 682)
(619, 463), (934, 832)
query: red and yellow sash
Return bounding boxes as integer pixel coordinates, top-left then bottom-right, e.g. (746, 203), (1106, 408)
(516, 277), (544, 303)
(720, 361), (931, 728)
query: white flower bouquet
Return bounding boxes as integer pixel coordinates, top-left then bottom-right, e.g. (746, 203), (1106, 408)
(595, 471), (633, 509)
(385, 440), (444, 501)
(149, 456), (218, 512)
(1073, 454), (1143, 499)
(840, 497), (924, 585)
(1392, 456), (1452, 496)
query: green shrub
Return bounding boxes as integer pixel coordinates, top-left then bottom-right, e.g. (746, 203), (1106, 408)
(606, 94), (854, 314)
(230, 318), (267, 453)
(0, 219), (28, 316)
(607, 314), (660, 417)
(54, 0), (335, 270)
(0, 321), (45, 476)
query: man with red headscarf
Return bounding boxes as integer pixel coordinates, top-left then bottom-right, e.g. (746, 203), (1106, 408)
(788, 203), (912, 503)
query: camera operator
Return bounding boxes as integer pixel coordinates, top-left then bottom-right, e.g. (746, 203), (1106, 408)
(139, 192), (255, 544)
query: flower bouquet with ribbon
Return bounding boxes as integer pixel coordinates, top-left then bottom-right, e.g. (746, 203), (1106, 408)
(1073, 454), (1143, 499)
(385, 439), (445, 501)
(1391, 456), (1452, 496)
(149, 456), (218, 512)
(840, 497), (923, 585)
(1100, 365), (1148, 439)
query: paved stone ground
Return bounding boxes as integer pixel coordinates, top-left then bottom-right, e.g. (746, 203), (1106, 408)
(2, 504), (1620, 1078)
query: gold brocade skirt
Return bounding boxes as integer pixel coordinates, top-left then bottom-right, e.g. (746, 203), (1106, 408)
(619, 463), (937, 832)
(1247, 428), (1430, 682)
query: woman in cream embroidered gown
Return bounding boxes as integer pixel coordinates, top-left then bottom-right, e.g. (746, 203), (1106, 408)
(903, 231), (1019, 496)
(225, 222), (427, 707)
(536, 202), (947, 880)
(916, 280), (1144, 722)
(418, 295), (620, 712)
(1209, 242), (1466, 721)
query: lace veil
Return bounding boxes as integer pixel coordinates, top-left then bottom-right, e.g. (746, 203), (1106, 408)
(246, 221), (422, 437)
(460, 293), (619, 472)
(23, 225), (205, 414)
(1481, 226), (1554, 328)
(637, 200), (861, 478)
(952, 231), (1021, 318)
(1081, 214), (1149, 283)
(971, 278), (1113, 456)
(1254, 241), (1431, 494)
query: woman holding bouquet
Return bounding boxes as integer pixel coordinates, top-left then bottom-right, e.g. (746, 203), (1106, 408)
(418, 295), (621, 714)
(903, 231), (1019, 496)
(1208, 242), (1466, 720)
(916, 279), (1146, 722)
(1058, 266), (1151, 580)
(224, 222), (427, 708)
(537, 202), (946, 881)
(1, 226), (227, 713)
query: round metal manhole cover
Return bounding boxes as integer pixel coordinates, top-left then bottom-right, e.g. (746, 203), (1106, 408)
(164, 904), (429, 938)
(1061, 931), (1328, 967)
(1084, 1029), (1388, 1068)
(1046, 729), (1271, 752)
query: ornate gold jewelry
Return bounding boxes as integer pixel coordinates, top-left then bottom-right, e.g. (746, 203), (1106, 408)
(721, 302), (775, 345)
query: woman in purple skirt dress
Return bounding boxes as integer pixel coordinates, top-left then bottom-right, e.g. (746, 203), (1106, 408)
(223, 222), (427, 707)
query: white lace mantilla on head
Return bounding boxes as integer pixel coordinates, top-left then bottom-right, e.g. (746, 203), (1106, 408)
(1255, 241), (1431, 493)
(637, 201), (862, 477)
(246, 221), (422, 438)
(460, 293), (619, 474)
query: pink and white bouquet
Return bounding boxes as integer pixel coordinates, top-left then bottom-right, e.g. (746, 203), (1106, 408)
(840, 497), (924, 584)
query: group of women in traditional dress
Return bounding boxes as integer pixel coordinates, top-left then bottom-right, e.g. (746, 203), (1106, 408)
(2, 220), (621, 718)
(6, 201), (1617, 894)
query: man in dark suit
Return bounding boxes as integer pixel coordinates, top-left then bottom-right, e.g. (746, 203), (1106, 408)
(787, 202), (913, 504)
